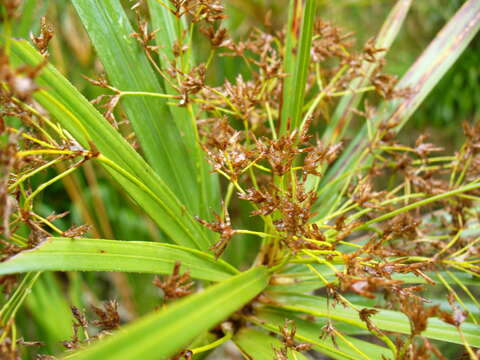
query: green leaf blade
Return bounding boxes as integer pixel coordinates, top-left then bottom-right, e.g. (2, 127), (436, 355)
(71, 0), (201, 216)
(0, 238), (238, 282)
(27, 273), (74, 353)
(147, 0), (221, 221)
(280, 0), (317, 133)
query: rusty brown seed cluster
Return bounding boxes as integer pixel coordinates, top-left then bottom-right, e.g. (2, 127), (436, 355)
(273, 320), (312, 359)
(153, 261), (194, 300)
(63, 301), (121, 351)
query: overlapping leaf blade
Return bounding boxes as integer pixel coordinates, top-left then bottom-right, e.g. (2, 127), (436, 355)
(0, 238), (238, 282)
(27, 273), (73, 353)
(280, 0), (317, 134)
(147, 0), (220, 220)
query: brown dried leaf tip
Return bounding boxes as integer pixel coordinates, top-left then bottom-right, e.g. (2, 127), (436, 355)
(153, 261), (194, 301)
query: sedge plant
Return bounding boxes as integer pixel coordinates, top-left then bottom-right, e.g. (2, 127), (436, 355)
(0, 0), (479, 359)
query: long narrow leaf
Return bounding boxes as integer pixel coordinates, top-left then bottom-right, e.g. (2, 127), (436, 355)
(65, 266), (270, 360)
(26, 273), (73, 353)
(280, 0), (301, 134)
(0, 238), (238, 282)
(280, 0), (317, 133)
(71, 0), (200, 215)
(0, 272), (40, 324)
(147, 0), (220, 221)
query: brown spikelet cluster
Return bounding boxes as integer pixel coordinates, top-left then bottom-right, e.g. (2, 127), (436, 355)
(30, 17), (54, 57)
(273, 320), (312, 359)
(0, 336), (44, 360)
(153, 261), (194, 300)
(62, 301), (121, 351)
(0, 49), (45, 102)
(91, 300), (121, 332)
(0, 0), (21, 21)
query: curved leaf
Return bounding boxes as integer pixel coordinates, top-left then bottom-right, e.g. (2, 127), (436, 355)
(0, 238), (238, 282)
(65, 266), (270, 360)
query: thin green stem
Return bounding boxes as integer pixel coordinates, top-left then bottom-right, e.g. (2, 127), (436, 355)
(191, 331), (233, 355)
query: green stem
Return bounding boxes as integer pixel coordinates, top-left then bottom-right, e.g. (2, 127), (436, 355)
(191, 331), (233, 355)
